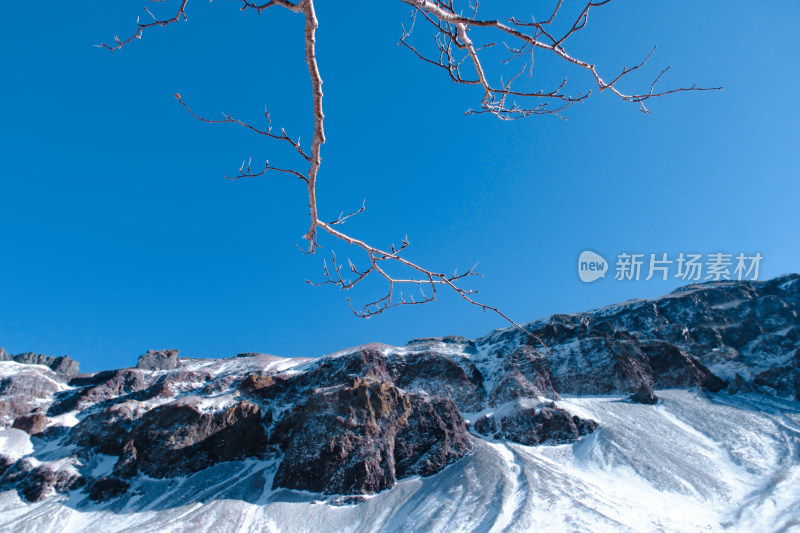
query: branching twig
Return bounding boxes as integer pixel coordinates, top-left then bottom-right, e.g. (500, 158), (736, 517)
(174, 93), (309, 162)
(101, 0), (718, 348)
(97, 0), (190, 51)
(400, 0), (721, 117)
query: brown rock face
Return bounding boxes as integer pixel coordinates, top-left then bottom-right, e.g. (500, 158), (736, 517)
(239, 373), (293, 401)
(473, 402), (598, 446)
(114, 400), (268, 478)
(271, 378), (472, 494)
(70, 403), (138, 456)
(12, 412), (48, 435)
(488, 346), (559, 407)
(394, 395), (473, 479)
(388, 351), (484, 412)
(0, 370), (62, 425)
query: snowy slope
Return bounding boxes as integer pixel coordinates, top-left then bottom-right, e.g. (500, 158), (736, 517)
(0, 390), (798, 532)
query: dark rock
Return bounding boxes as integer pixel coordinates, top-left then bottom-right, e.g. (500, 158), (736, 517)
(474, 274), (799, 404)
(0, 460), (84, 503)
(114, 400), (268, 478)
(141, 370), (213, 400)
(0, 274), (797, 505)
(728, 373), (754, 395)
(473, 402), (598, 446)
(243, 347), (394, 407)
(0, 373), (60, 398)
(137, 349), (179, 371)
(68, 370), (118, 388)
(200, 374), (237, 395)
(12, 412), (48, 435)
(388, 351), (484, 411)
(642, 341), (725, 392)
(488, 346), (559, 406)
(272, 378), (471, 495)
(630, 385), (658, 404)
(541, 336), (652, 397)
(0, 455), (13, 478)
(88, 476), (130, 502)
(49, 368), (153, 416)
(18, 466), (84, 502)
(394, 395), (472, 479)
(70, 403), (137, 456)
(7, 353), (79, 376)
(471, 414), (495, 436)
(0, 348), (9, 361)
(754, 366), (796, 398)
(239, 373), (293, 401)
(308, 347), (392, 385)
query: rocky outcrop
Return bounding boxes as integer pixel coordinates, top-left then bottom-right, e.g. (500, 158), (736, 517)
(0, 459), (84, 503)
(0, 352), (79, 376)
(630, 385), (658, 404)
(113, 400), (268, 478)
(49, 368), (154, 416)
(476, 274), (800, 402)
(12, 412), (48, 435)
(643, 341), (725, 392)
(473, 401), (598, 446)
(87, 476), (130, 502)
(388, 350), (484, 412)
(70, 403), (138, 455)
(393, 394), (472, 479)
(142, 369), (214, 399)
(137, 349), (180, 371)
(0, 368), (63, 426)
(271, 378), (472, 494)
(487, 345), (559, 406)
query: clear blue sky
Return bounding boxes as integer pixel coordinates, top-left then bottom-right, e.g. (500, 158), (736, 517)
(1, 1), (798, 372)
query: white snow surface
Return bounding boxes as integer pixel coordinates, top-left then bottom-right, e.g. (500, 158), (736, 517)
(2, 390), (798, 533)
(0, 429), (33, 462)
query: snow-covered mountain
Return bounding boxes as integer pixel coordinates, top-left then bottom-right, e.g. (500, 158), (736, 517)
(1, 274), (799, 532)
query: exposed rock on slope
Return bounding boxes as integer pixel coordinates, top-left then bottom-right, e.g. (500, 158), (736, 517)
(271, 378), (471, 494)
(0, 365), (64, 427)
(473, 400), (598, 446)
(0, 351), (79, 376)
(136, 349), (179, 371)
(113, 399), (268, 478)
(475, 273), (799, 402)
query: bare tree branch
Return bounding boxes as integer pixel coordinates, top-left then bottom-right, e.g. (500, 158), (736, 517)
(174, 93), (310, 161)
(101, 0), (718, 347)
(97, 0), (190, 51)
(399, 0), (721, 117)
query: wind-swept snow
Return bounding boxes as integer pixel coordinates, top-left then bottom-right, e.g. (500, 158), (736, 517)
(1, 390), (798, 532)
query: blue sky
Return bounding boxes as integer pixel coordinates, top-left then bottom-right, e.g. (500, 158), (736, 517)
(1, 1), (798, 372)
